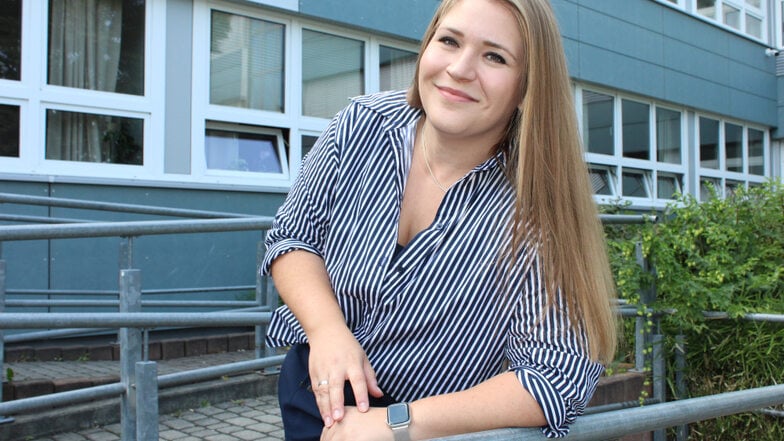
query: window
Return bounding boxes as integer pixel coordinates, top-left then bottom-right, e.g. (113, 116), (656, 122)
(0, 1), (157, 175)
(656, 107), (682, 164)
(302, 30), (364, 118)
(46, 109), (143, 165)
(622, 168), (651, 198)
(699, 117), (720, 169)
(205, 123), (286, 175)
(579, 86), (687, 205)
(724, 122), (743, 172)
(0, 0), (21, 81)
(748, 128), (764, 175)
(380, 46), (417, 92)
(48, 0), (145, 95)
(210, 10), (284, 112)
(697, 114), (768, 200)
(192, 4), (419, 188)
(582, 90), (614, 156)
(0, 104), (19, 157)
(691, 0), (767, 42)
(622, 99), (650, 160)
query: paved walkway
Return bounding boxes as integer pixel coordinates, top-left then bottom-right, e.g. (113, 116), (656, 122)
(3, 351), (286, 441)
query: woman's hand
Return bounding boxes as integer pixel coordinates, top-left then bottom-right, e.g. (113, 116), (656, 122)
(321, 407), (390, 441)
(309, 325), (384, 427)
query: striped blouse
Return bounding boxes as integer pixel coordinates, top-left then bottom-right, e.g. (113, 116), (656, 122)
(262, 90), (603, 438)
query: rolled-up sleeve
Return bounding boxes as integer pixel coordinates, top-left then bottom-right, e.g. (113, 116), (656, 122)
(260, 111), (343, 276)
(506, 253), (605, 438)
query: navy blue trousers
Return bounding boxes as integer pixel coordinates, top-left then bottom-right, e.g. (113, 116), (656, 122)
(278, 344), (397, 441)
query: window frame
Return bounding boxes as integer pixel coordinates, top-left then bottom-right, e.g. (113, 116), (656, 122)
(652, 0), (770, 44)
(576, 84), (688, 208)
(0, 0), (166, 180)
(695, 111), (769, 200)
(191, 0), (419, 189)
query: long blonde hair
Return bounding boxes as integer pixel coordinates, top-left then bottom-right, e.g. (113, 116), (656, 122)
(408, 0), (617, 364)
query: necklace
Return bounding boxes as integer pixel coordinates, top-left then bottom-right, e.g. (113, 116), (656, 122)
(421, 128), (449, 193)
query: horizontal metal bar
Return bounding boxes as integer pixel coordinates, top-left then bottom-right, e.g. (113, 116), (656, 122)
(0, 214), (91, 224)
(158, 355), (286, 388)
(598, 214), (657, 224)
(7, 285), (256, 297)
(0, 382), (126, 416)
(433, 384), (784, 441)
(0, 192), (253, 219)
(0, 217), (273, 241)
(3, 328), (112, 343)
(4, 300), (259, 308)
(704, 311), (784, 323)
(0, 312), (271, 329)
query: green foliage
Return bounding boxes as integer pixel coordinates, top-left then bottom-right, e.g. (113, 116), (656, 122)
(605, 180), (784, 440)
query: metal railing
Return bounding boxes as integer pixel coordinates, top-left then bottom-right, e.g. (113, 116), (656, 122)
(1, 193), (781, 440)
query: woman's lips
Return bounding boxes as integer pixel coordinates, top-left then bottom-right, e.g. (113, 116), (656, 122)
(437, 86), (477, 103)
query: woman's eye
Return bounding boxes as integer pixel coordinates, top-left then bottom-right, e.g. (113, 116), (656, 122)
(438, 36), (458, 47)
(486, 52), (506, 64)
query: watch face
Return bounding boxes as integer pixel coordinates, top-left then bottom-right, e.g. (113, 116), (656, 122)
(387, 403), (410, 425)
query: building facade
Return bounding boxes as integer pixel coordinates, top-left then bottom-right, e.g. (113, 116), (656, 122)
(0, 0), (782, 295)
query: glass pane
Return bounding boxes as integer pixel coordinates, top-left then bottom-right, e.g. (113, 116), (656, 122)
(748, 128), (764, 175)
(697, 0), (717, 19)
(0, 104), (20, 157)
(303, 30), (364, 118)
(589, 168), (613, 196)
(725, 123), (743, 172)
(301, 135), (319, 160)
(746, 0), (760, 8)
(725, 180), (743, 197)
(657, 174), (682, 200)
(622, 99), (650, 160)
(582, 90), (614, 155)
(0, 0), (21, 80)
(380, 46), (417, 92)
(722, 4), (741, 29)
(700, 177), (720, 200)
(699, 117), (719, 169)
(210, 11), (285, 112)
(656, 108), (681, 164)
(46, 109), (143, 164)
(48, 0), (145, 95)
(622, 169), (649, 197)
(205, 127), (282, 173)
(746, 14), (762, 39)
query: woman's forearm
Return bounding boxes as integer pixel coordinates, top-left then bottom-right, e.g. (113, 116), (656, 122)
(409, 372), (546, 439)
(269, 250), (347, 339)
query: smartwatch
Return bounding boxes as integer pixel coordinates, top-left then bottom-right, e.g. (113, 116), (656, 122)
(386, 402), (411, 441)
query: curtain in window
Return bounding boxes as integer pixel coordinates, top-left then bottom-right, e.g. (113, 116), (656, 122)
(47, 0), (123, 163)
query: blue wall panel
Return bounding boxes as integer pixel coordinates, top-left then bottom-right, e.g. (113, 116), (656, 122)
(298, 0), (438, 41)
(555, 0), (777, 127)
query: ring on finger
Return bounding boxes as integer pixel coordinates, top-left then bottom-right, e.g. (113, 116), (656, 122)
(317, 379), (329, 387)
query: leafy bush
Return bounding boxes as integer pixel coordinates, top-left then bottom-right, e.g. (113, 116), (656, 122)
(605, 180), (784, 440)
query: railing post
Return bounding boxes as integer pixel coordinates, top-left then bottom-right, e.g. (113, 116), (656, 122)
(675, 334), (688, 440)
(652, 334), (666, 441)
(119, 268), (142, 441)
(0, 254), (15, 424)
(255, 240), (264, 360)
(135, 361), (159, 441)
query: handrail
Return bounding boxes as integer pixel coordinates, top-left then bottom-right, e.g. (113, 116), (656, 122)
(433, 384), (784, 441)
(0, 217), (273, 241)
(0, 312), (271, 328)
(0, 192), (254, 219)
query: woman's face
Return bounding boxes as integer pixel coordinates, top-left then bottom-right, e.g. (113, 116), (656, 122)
(418, 0), (525, 144)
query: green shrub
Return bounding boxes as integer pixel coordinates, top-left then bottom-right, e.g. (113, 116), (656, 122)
(605, 180), (784, 440)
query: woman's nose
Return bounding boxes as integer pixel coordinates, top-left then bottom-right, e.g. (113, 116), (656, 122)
(446, 50), (477, 81)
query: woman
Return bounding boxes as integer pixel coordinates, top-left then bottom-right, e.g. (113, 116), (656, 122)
(262, 0), (617, 439)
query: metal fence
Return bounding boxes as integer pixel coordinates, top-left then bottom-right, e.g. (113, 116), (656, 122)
(1, 193), (782, 440)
